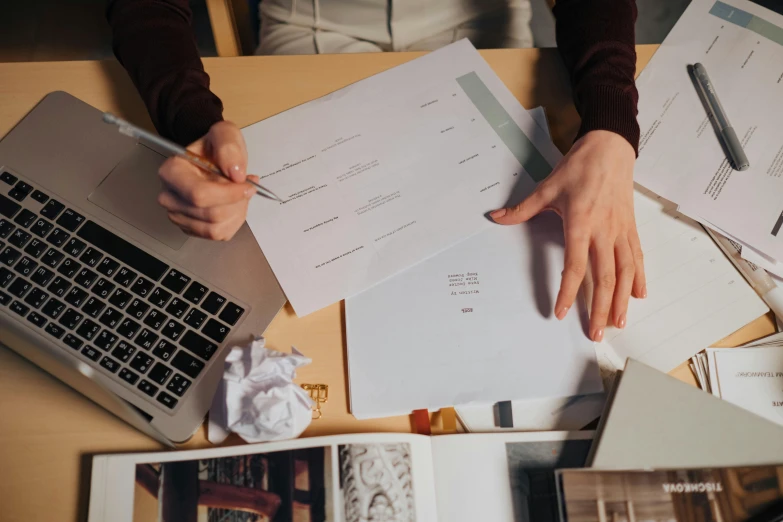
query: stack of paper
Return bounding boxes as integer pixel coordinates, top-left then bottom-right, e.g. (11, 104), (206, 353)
(633, 0), (783, 278)
(690, 340), (783, 427)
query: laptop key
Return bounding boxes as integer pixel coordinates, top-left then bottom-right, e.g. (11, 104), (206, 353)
(94, 330), (118, 351)
(77, 221), (169, 281)
(8, 278), (30, 298)
(8, 229), (31, 248)
(130, 352), (153, 374)
(41, 298), (65, 319)
(14, 256), (36, 278)
(99, 307), (122, 329)
(118, 367), (139, 385)
(113, 267), (136, 288)
(161, 269), (191, 294)
(96, 257), (119, 277)
(44, 322), (65, 339)
(24, 238), (46, 258)
(47, 276), (71, 298)
(152, 339), (176, 361)
(0, 172), (17, 185)
(26, 311), (47, 328)
(63, 238), (86, 257)
(148, 287), (172, 308)
(42, 248), (64, 268)
(135, 329), (159, 351)
(64, 287), (88, 307)
(183, 308), (207, 329)
(183, 281), (208, 304)
(143, 308), (166, 330)
(79, 247), (102, 267)
(81, 297), (105, 318)
(99, 356), (120, 373)
(59, 308), (83, 330)
(166, 374), (191, 397)
(62, 333), (82, 350)
(161, 319), (185, 342)
(76, 318), (100, 341)
(30, 266), (54, 287)
(131, 276), (154, 298)
(23, 287), (48, 309)
(219, 303), (245, 326)
(0, 193), (21, 219)
(81, 346), (101, 362)
(165, 297), (188, 319)
(0, 267), (13, 288)
(148, 362), (172, 385)
(30, 190), (49, 204)
(92, 278), (115, 299)
(0, 219), (14, 238)
(74, 268), (98, 288)
(180, 330), (217, 361)
(0, 246), (20, 266)
(0, 290), (10, 306)
(40, 199), (65, 220)
(56, 209), (85, 232)
(30, 218), (53, 238)
(8, 187), (28, 202)
(57, 258), (80, 278)
(47, 228), (70, 247)
(14, 181), (33, 195)
(9, 300), (29, 317)
(137, 379), (158, 397)
(112, 341), (136, 363)
(108, 288), (131, 309)
(201, 318), (230, 343)
(156, 391), (177, 409)
(127, 298), (150, 320)
(13, 209), (36, 228)
(117, 317), (141, 339)
(171, 351), (205, 379)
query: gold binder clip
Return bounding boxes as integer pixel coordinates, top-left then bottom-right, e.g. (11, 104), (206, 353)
(301, 384), (328, 419)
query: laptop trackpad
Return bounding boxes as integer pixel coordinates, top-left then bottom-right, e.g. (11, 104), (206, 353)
(88, 144), (189, 251)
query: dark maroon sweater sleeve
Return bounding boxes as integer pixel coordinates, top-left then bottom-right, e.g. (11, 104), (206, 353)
(106, 0), (223, 145)
(553, 0), (640, 154)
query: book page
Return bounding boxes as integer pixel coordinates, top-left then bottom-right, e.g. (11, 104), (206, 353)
(88, 434), (437, 522)
(429, 431), (593, 522)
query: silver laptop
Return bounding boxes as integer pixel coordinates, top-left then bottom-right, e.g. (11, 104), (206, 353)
(0, 91), (286, 445)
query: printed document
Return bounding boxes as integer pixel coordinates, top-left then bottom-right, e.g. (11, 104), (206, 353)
(634, 0), (783, 260)
(242, 39), (561, 316)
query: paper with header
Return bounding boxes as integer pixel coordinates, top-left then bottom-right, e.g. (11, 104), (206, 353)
(634, 0), (783, 260)
(243, 39), (561, 316)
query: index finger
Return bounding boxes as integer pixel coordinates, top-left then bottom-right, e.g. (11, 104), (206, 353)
(159, 157), (253, 208)
(555, 224), (590, 320)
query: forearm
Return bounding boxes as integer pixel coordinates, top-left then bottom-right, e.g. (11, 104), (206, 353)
(107, 0), (223, 145)
(554, 0), (640, 154)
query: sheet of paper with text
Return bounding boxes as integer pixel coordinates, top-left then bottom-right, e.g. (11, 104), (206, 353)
(242, 39), (561, 316)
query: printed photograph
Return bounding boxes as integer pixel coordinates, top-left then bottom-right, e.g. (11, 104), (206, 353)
(338, 443), (416, 522)
(505, 438), (593, 522)
(559, 466), (783, 522)
(133, 447), (333, 522)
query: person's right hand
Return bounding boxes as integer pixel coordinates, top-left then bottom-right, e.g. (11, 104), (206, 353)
(157, 121), (258, 241)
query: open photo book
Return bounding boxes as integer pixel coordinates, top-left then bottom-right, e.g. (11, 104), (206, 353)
(88, 430), (593, 522)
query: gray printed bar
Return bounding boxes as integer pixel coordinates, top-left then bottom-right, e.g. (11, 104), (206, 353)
(456, 72), (552, 183)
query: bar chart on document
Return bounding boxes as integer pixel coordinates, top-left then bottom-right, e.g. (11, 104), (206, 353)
(634, 0), (783, 261)
(243, 40), (561, 316)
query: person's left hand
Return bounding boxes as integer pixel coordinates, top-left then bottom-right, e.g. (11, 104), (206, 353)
(489, 130), (646, 342)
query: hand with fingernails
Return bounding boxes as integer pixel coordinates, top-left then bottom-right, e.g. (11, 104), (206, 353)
(158, 121), (257, 241)
(490, 130), (646, 342)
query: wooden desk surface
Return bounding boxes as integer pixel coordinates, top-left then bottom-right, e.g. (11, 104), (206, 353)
(0, 46), (776, 522)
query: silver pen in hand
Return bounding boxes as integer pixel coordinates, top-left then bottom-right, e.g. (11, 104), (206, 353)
(691, 63), (750, 171)
(102, 113), (283, 202)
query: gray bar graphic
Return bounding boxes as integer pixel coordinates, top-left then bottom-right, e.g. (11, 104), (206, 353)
(457, 72), (552, 183)
(771, 210), (783, 236)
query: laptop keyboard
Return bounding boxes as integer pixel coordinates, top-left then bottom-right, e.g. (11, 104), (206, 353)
(0, 169), (249, 414)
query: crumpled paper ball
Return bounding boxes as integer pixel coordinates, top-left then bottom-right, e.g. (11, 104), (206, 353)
(208, 337), (314, 444)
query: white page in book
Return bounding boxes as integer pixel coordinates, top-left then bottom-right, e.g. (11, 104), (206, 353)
(242, 39), (562, 316)
(597, 186), (767, 372)
(430, 431), (593, 522)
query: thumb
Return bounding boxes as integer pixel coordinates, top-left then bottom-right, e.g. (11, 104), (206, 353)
(489, 187), (551, 225)
(205, 121), (248, 183)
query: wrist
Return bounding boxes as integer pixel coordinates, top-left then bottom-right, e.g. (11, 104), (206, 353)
(575, 85), (640, 156)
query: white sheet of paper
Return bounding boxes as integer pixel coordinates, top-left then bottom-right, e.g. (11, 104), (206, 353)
(346, 208), (603, 419)
(633, 0), (783, 260)
(707, 347), (783, 426)
(243, 39), (561, 316)
(598, 186), (767, 372)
